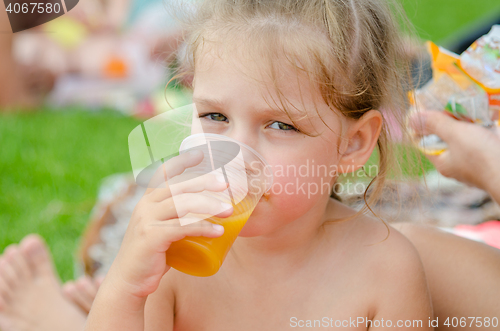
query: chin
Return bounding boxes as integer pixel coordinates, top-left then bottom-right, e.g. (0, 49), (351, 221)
(237, 213), (269, 237)
(237, 209), (292, 237)
(237, 227), (262, 237)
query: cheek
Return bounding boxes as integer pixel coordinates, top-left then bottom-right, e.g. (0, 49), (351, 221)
(268, 167), (333, 212)
(267, 150), (340, 200)
(239, 153), (340, 236)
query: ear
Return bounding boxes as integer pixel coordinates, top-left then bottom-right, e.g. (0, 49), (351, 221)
(338, 110), (383, 174)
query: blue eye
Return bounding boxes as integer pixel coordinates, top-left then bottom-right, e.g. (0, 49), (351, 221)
(268, 121), (298, 131)
(200, 113), (228, 122)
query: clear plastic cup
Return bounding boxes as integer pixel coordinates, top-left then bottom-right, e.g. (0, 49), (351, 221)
(164, 133), (273, 277)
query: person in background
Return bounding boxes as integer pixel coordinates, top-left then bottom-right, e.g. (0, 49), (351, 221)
(0, 0), (188, 111)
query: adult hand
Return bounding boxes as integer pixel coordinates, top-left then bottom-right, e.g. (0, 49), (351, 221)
(410, 111), (500, 201)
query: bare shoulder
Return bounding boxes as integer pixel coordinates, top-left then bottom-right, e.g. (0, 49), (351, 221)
(360, 216), (424, 274)
(324, 200), (432, 323)
(326, 200), (426, 274)
(144, 270), (178, 331)
(352, 215), (433, 324)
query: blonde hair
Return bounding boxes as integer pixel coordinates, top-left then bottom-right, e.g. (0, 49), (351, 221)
(168, 0), (418, 224)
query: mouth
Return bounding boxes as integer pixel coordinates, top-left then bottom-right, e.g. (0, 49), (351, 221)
(259, 192), (270, 202)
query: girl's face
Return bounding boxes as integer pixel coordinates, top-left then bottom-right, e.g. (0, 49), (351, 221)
(192, 49), (348, 237)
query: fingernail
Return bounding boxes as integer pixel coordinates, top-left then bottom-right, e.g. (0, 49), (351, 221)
(187, 150), (203, 158)
(212, 224), (224, 232)
(221, 202), (232, 210)
(216, 173), (226, 183)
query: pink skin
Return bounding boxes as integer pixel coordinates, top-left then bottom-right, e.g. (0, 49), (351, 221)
(192, 49), (353, 240)
(410, 110), (500, 203)
(83, 40), (389, 331)
(62, 276), (104, 314)
(0, 235), (86, 331)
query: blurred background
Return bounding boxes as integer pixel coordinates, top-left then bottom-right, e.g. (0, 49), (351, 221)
(1, 0), (500, 281)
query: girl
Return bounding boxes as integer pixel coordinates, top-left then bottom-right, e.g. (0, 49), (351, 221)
(85, 0), (433, 330)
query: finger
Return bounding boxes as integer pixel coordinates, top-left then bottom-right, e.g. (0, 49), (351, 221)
(132, 218), (224, 254)
(424, 148), (449, 166)
(152, 193), (234, 220)
(145, 150), (204, 195)
(146, 219), (225, 252)
(167, 219), (225, 240)
(409, 111), (466, 142)
(149, 172), (228, 202)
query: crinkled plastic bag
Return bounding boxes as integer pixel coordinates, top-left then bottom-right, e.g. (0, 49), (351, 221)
(460, 25), (500, 111)
(409, 39), (497, 155)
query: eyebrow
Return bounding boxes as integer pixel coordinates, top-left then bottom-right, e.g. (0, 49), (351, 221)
(192, 96), (306, 119)
(193, 97), (226, 110)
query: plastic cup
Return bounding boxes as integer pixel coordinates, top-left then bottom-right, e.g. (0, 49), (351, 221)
(164, 133), (273, 277)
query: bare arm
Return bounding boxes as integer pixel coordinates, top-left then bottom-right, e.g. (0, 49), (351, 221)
(84, 151), (228, 331)
(84, 267), (176, 331)
(369, 230), (433, 331)
(84, 271), (149, 331)
(144, 272), (176, 331)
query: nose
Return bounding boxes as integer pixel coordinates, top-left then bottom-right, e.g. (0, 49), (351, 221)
(224, 125), (259, 152)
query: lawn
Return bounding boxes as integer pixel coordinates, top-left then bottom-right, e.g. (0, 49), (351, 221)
(1, 0), (500, 281)
(0, 110), (141, 280)
(401, 0), (500, 43)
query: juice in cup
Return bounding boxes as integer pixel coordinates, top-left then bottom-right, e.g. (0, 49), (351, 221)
(166, 198), (255, 277)
(164, 133), (272, 277)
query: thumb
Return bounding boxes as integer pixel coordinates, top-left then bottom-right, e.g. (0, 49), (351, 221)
(409, 111), (458, 141)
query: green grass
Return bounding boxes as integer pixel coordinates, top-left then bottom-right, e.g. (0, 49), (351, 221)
(0, 110), (140, 280)
(1, 1), (500, 281)
(400, 0), (500, 42)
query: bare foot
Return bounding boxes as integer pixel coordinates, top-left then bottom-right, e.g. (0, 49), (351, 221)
(0, 234), (86, 331)
(62, 275), (103, 314)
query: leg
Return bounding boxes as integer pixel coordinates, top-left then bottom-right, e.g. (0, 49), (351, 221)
(0, 234), (87, 331)
(394, 223), (500, 330)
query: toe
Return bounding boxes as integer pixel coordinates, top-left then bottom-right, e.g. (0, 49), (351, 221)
(62, 281), (75, 297)
(0, 295), (6, 311)
(19, 234), (57, 279)
(0, 266), (13, 305)
(3, 245), (32, 281)
(95, 275), (105, 287)
(63, 281), (92, 313)
(0, 254), (19, 289)
(77, 276), (98, 298)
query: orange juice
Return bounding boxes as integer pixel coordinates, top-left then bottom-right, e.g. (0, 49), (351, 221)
(165, 198), (257, 277)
